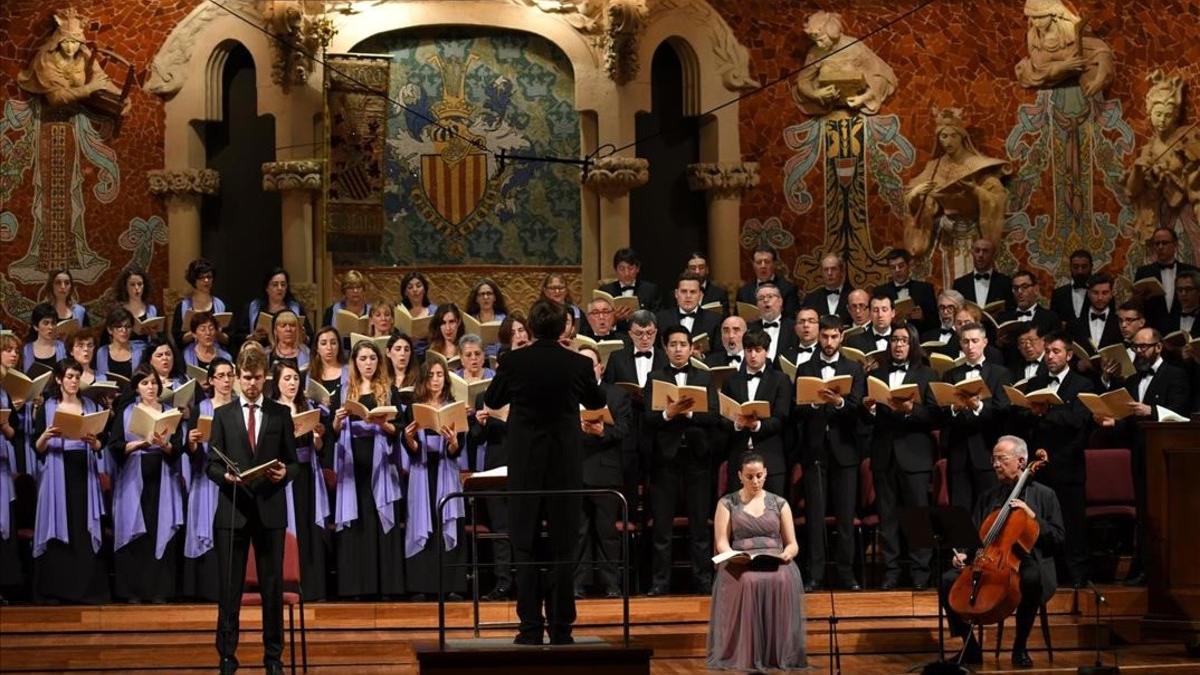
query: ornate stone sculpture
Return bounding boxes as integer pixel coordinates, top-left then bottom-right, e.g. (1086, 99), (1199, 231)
(1015, 0), (1113, 97)
(687, 162), (760, 198)
(604, 0), (648, 84)
(583, 156), (649, 198)
(18, 8), (125, 111)
(264, 0), (335, 89)
(1125, 70), (1200, 240)
(791, 11), (897, 117)
(262, 160), (324, 192)
(147, 168), (221, 200)
(902, 108), (1012, 282)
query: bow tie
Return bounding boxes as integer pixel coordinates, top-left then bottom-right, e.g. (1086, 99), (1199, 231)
(620, 285), (636, 292)
(746, 371), (762, 380)
(727, 353), (743, 363)
(796, 346), (814, 354)
(965, 364), (982, 372)
(974, 272), (991, 281)
(669, 366), (689, 376)
(1157, 262), (1176, 271)
(1016, 309), (1034, 318)
(890, 364), (908, 373)
(1072, 280), (1088, 290)
(1138, 365), (1157, 377)
(826, 289), (841, 296)
(1026, 360), (1041, 369)
(820, 359), (839, 368)
(762, 321), (779, 329)
(894, 282), (909, 290)
(635, 351), (653, 359)
(1180, 309), (1198, 318)
(680, 311), (697, 319)
(1091, 312), (1107, 322)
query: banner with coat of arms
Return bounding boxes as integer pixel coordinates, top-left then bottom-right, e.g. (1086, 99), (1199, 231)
(351, 27), (582, 266)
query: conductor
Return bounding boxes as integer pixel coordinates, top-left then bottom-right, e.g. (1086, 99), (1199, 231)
(484, 298), (607, 645)
(206, 349), (300, 674)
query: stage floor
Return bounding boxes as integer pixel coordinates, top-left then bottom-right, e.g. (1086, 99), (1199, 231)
(1, 587), (1195, 673)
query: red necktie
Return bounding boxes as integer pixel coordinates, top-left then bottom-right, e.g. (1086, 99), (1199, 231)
(246, 403), (257, 455)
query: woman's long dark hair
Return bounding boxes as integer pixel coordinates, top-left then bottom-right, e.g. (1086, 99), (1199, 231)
(399, 271), (432, 309)
(412, 359), (453, 405)
(257, 266), (299, 309)
(465, 278), (509, 317)
(271, 360), (310, 412)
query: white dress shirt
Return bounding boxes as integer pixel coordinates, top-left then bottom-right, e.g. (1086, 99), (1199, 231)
(794, 342), (817, 365)
(1071, 286), (1086, 318)
(1137, 356), (1163, 403)
(1088, 309), (1108, 347)
(972, 269), (993, 305)
(825, 291), (841, 317)
(761, 316), (781, 359)
(633, 351), (654, 387)
(1161, 265), (1177, 312)
(241, 394), (264, 447)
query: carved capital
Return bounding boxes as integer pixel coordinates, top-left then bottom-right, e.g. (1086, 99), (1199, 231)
(687, 162), (760, 197)
(604, 0), (648, 85)
(583, 156), (649, 198)
(264, 1), (336, 90)
(262, 159), (324, 192)
(290, 282), (319, 323)
(148, 168), (220, 201)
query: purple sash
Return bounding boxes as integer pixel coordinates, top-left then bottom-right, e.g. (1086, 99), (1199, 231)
(33, 398), (104, 557)
(182, 399), (219, 558)
(333, 420), (402, 533)
(402, 431), (464, 557)
(183, 343), (231, 367)
(113, 405), (185, 558)
(22, 401), (39, 479)
(0, 434), (13, 539)
(96, 343), (145, 380)
(286, 444), (330, 531)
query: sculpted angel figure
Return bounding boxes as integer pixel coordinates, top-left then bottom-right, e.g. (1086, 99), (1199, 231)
(1125, 69), (1200, 240)
(18, 8), (122, 108)
(1015, 0), (1114, 97)
(903, 108), (1013, 282)
(792, 11), (897, 116)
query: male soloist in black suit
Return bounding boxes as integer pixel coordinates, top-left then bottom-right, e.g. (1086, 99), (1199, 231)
(864, 323), (936, 589)
(656, 272), (721, 354)
(598, 247), (661, 331)
(794, 316), (865, 590)
(876, 248), (938, 332)
(1068, 274), (1124, 354)
(206, 351), (300, 675)
(952, 238), (1014, 312)
(718, 330), (792, 497)
(483, 300), (607, 645)
(1050, 249), (1095, 324)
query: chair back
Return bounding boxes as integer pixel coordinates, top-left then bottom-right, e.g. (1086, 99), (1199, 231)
(932, 458), (950, 508)
(244, 543), (259, 588)
(283, 530), (302, 588)
(716, 460), (728, 497)
(858, 458), (876, 511)
(1085, 448), (1136, 506)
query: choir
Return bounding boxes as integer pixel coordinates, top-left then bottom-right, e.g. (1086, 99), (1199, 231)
(0, 234), (1196, 604)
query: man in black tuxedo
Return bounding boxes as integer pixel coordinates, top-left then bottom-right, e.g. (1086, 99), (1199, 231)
(579, 296), (631, 346)
(602, 310), (662, 525)
(686, 251), (730, 316)
(844, 288), (872, 334)
(779, 306), (821, 369)
(845, 291), (896, 358)
(718, 330), (792, 497)
(746, 283), (796, 363)
(939, 321), (1013, 510)
(1008, 330), (1095, 587)
(1162, 270), (1200, 337)
(1008, 323), (1049, 382)
(995, 270), (1062, 366)
(484, 299), (607, 645)
(736, 245), (799, 318)
(952, 238), (1014, 313)
(876, 248), (938, 332)
(206, 349), (300, 675)
(794, 315), (865, 591)
(573, 346), (632, 599)
(1095, 327), (1192, 585)
(864, 322), (936, 589)
(598, 248), (661, 331)
(656, 272), (721, 356)
(920, 290), (965, 349)
(704, 314), (747, 369)
(643, 325), (718, 596)
(1134, 227), (1199, 330)
(1050, 249), (1095, 323)
(802, 253), (853, 323)
(1068, 273), (1123, 355)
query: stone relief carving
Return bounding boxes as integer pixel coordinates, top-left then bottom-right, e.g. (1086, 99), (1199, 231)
(902, 108), (1012, 284)
(262, 160), (324, 191)
(147, 0), (261, 96)
(1125, 69), (1200, 240)
(604, 0), (648, 84)
(583, 156), (649, 198)
(264, 0), (336, 89)
(18, 8), (128, 114)
(147, 168), (221, 199)
(687, 162), (760, 198)
(792, 11), (896, 117)
(1015, 0), (1113, 97)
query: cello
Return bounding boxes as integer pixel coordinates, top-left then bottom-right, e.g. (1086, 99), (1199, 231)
(947, 448), (1049, 625)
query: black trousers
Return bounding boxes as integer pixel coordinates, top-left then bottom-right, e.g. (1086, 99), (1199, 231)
(874, 465), (932, 585)
(1043, 478), (1087, 585)
(486, 496), (512, 587)
(509, 489), (581, 639)
(803, 458), (857, 584)
(650, 454), (712, 590)
(214, 514), (285, 670)
(939, 563), (1045, 652)
(950, 465), (997, 512)
(574, 484), (622, 592)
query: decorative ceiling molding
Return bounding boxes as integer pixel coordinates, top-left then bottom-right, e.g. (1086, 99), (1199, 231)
(147, 0), (263, 97)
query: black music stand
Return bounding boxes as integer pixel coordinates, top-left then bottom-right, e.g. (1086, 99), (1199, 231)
(899, 506), (980, 674)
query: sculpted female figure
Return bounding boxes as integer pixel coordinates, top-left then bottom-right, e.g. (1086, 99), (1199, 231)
(18, 8), (122, 108)
(903, 109), (1012, 284)
(792, 11), (896, 117)
(1125, 69), (1200, 240)
(1015, 0), (1113, 97)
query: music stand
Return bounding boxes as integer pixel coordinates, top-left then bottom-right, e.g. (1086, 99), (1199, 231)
(899, 506), (981, 674)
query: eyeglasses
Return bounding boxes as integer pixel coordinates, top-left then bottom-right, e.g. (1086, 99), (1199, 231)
(629, 329), (656, 339)
(938, 304), (959, 311)
(1012, 283), (1036, 291)
(588, 309), (613, 316)
(991, 455), (1016, 465)
(545, 285), (567, 292)
(888, 335), (910, 343)
(1130, 342), (1160, 351)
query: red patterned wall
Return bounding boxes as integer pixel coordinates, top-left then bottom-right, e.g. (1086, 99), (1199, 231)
(717, 0), (1200, 293)
(0, 0), (200, 330)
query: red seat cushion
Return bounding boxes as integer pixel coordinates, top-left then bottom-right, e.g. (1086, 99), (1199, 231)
(1085, 505), (1136, 519)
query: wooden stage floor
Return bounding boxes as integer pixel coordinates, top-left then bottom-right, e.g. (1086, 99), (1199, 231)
(2, 586), (1197, 673)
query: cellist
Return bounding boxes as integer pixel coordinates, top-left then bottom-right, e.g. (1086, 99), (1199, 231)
(937, 436), (1065, 669)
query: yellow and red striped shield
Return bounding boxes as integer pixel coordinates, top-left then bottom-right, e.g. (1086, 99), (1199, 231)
(419, 153), (488, 225)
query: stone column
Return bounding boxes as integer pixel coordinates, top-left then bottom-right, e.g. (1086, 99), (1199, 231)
(687, 161), (760, 304)
(148, 168), (219, 310)
(583, 156), (649, 282)
(263, 159), (324, 320)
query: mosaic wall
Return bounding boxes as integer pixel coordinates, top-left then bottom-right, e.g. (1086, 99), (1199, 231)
(350, 27), (582, 267)
(720, 0), (1200, 294)
(0, 1), (195, 330)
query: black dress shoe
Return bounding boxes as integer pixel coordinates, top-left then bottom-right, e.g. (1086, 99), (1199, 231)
(912, 582), (929, 591)
(1123, 571), (1147, 586)
(604, 588), (622, 599)
(483, 585), (511, 601)
(844, 581), (862, 591)
(803, 580), (822, 593)
(549, 634), (575, 645)
(446, 592), (464, 602)
(879, 580), (899, 591)
(514, 633), (543, 646)
(645, 585), (669, 597)
(1011, 648), (1033, 668)
(573, 587), (585, 600)
(409, 593), (429, 602)
(264, 663), (284, 675)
